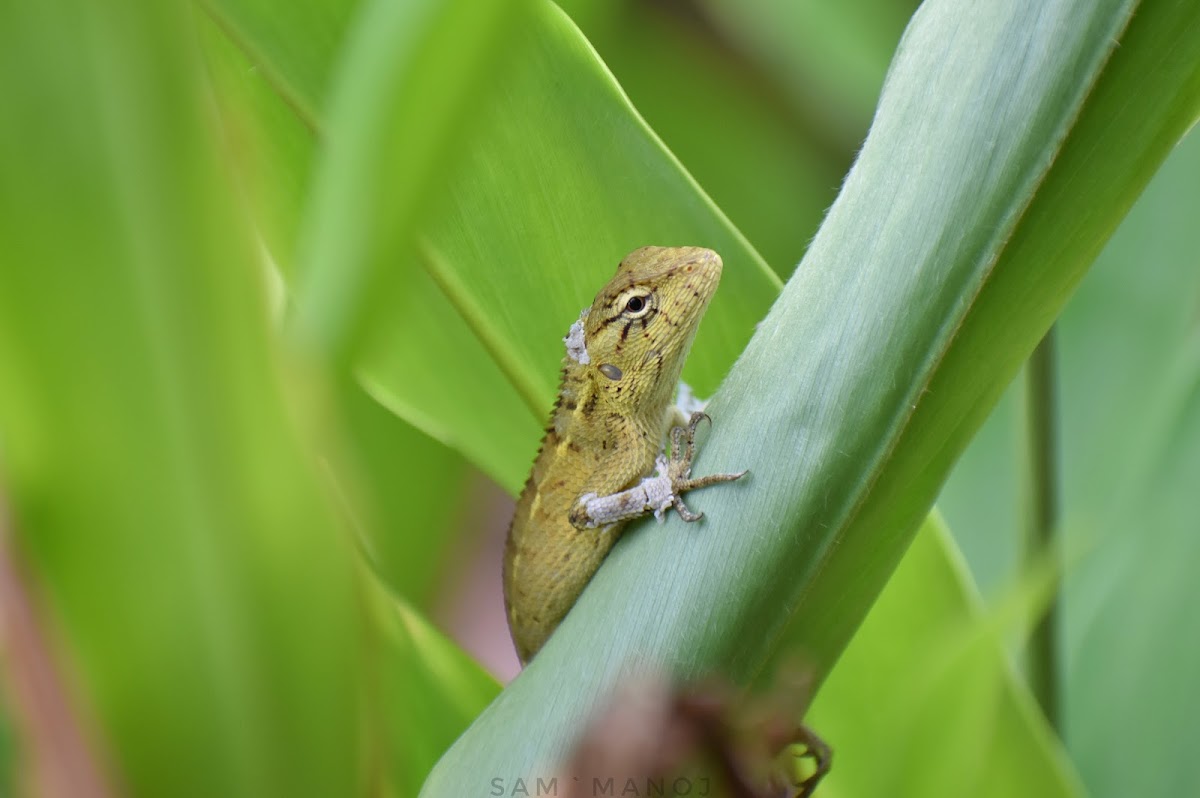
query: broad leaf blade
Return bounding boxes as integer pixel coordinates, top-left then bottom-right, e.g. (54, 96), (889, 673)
(811, 514), (1081, 798)
(200, 0), (355, 122)
(292, 0), (526, 362)
(367, 579), (500, 796)
(338, 381), (472, 608)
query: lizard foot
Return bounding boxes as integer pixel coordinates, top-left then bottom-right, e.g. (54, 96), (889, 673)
(784, 723), (832, 798)
(668, 412), (747, 522)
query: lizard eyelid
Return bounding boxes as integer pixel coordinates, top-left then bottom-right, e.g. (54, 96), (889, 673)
(618, 288), (654, 318)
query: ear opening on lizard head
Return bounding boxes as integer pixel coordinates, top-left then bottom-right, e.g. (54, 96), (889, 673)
(599, 363), (623, 381)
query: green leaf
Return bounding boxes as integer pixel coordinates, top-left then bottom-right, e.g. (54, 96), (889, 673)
(697, 0), (921, 148)
(811, 513), (1081, 798)
(422, 0), (1200, 791)
(291, 0), (527, 362)
(366, 578), (500, 796)
(337, 381), (471, 609)
(358, 267), (540, 494)
(554, 0), (847, 275)
(1065, 350), (1200, 797)
(199, 15), (319, 272)
(0, 3), (360, 798)
(938, 129), (1200, 797)
(200, 0), (356, 120)
(1058, 132), (1200, 798)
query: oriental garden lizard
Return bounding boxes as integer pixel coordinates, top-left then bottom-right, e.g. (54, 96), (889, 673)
(503, 246), (746, 665)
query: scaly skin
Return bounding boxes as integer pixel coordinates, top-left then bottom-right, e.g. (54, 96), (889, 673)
(503, 246), (744, 664)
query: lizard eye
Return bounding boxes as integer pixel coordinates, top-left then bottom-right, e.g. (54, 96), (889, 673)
(620, 290), (653, 318)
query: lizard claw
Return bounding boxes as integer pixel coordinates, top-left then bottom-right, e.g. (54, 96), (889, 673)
(666, 412), (746, 523)
(674, 495), (704, 523)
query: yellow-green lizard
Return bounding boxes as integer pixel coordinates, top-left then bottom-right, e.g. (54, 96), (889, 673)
(503, 246), (746, 665)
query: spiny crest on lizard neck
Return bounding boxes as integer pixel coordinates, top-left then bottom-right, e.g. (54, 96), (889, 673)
(569, 246), (722, 413)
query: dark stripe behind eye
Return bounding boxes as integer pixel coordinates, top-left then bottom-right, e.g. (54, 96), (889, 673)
(596, 312), (624, 330)
(598, 304), (656, 329)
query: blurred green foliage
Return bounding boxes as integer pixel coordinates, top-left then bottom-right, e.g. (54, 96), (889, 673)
(811, 513), (1080, 798)
(942, 128), (1200, 797)
(0, 0), (1197, 796)
(0, 2), (362, 796)
(557, 0), (920, 274)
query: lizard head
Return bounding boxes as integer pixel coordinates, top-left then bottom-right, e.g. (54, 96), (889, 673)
(579, 246), (723, 410)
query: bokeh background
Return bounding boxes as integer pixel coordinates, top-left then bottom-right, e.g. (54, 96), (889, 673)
(1, 0), (1197, 796)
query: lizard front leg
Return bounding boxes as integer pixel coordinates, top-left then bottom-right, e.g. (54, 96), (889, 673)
(568, 412), (746, 529)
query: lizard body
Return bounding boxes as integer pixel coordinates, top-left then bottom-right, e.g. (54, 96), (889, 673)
(503, 246), (745, 665)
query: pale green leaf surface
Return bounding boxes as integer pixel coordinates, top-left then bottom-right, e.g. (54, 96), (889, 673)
(423, 0), (1200, 792)
(292, 0), (526, 362)
(0, 2), (360, 796)
(201, 0), (355, 123)
(359, 266), (539, 495)
(338, 381), (471, 608)
(367, 580), (500, 797)
(811, 513), (1080, 798)
(1056, 133), (1200, 523)
(200, 17), (318, 271)
(1065, 350), (1200, 798)
(1056, 132), (1200, 798)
